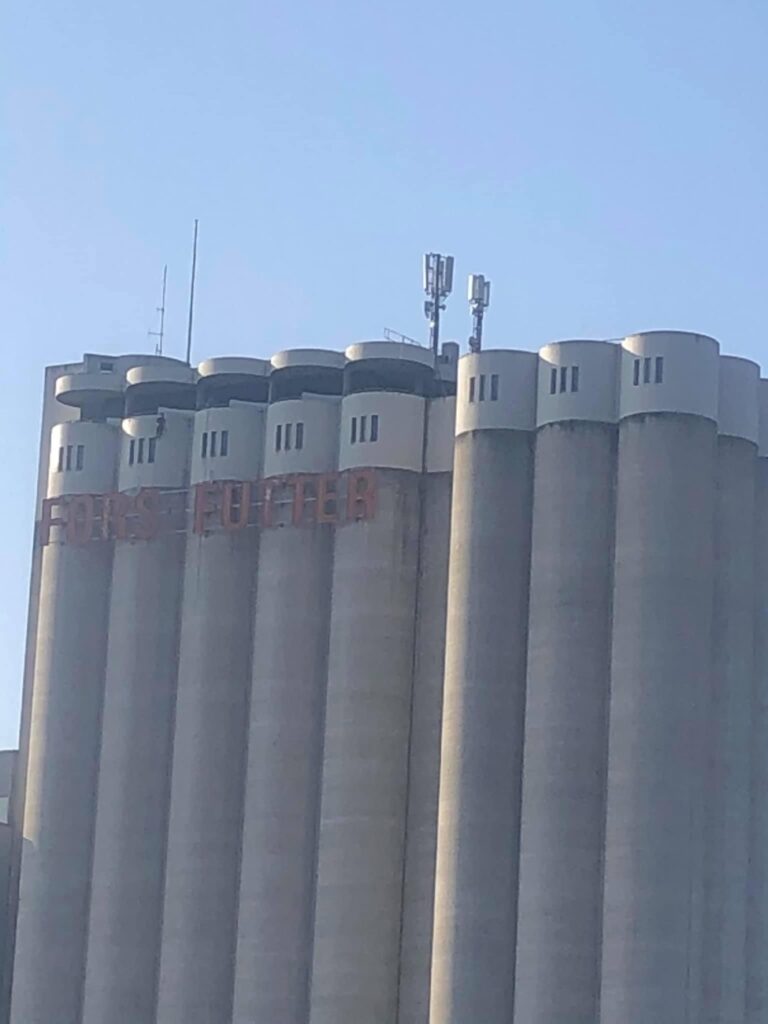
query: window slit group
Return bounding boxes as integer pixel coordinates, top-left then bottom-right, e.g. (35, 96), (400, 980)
(275, 422), (305, 452)
(549, 366), (580, 395)
(56, 444), (85, 473)
(633, 356), (664, 386)
(468, 373), (500, 403)
(350, 414), (379, 444)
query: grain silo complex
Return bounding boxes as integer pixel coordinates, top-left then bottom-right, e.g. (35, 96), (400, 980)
(5, 325), (768, 1024)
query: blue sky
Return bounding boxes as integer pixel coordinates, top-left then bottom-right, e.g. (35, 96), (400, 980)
(1, 0), (767, 746)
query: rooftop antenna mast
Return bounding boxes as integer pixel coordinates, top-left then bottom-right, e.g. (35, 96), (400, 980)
(423, 252), (455, 356)
(468, 273), (491, 352)
(148, 264), (168, 355)
(185, 219), (199, 366)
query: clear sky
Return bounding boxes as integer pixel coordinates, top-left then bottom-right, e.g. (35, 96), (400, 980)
(1, 0), (767, 747)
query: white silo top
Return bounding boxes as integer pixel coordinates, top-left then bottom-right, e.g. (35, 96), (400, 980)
(197, 356), (271, 378)
(537, 340), (619, 426)
(345, 340), (434, 368)
(620, 330), (719, 421)
(455, 349), (538, 434)
(718, 355), (759, 444)
(55, 370), (124, 410)
(270, 348), (345, 370)
(125, 363), (196, 387)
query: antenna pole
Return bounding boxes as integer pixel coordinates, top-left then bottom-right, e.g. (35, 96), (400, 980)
(468, 274), (491, 353)
(431, 277), (441, 356)
(148, 264), (168, 355)
(158, 264), (167, 354)
(423, 253), (454, 357)
(185, 219), (199, 366)
(470, 305), (484, 353)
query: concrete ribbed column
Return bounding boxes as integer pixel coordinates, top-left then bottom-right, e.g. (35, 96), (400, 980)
(11, 417), (119, 1024)
(157, 361), (268, 1024)
(746, 379), (768, 1023)
(82, 376), (194, 1024)
(514, 340), (618, 1024)
(430, 349), (537, 1024)
(699, 356), (758, 1022)
(600, 331), (719, 1022)
(233, 359), (343, 1024)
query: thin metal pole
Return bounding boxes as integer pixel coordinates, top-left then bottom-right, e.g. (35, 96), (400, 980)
(470, 306), (484, 353)
(158, 264), (167, 355)
(185, 219), (199, 366)
(148, 264), (168, 355)
(430, 258), (441, 357)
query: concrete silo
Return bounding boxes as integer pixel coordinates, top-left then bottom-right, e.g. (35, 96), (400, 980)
(233, 350), (344, 1024)
(430, 349), (537, 1024)
(699, 356), (758, 1022)
(2, 357), (74, 1024)
(513, 340), (619, 1024)
(746, 379), (768, 1023)
(10, 371), (122, 1024)
(308, 341), (431, 1024)
(81, 362), (195, 1024)
(156, 358), (270, 1024)
(397, 342), (458, 1024)
(600, 331), (719, 1023)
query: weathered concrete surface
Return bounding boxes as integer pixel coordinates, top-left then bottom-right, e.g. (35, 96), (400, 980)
(600, 414), (716, 1023)
(233, 521), (334, 1024)
(430, 430), (534, 1024)
(514, 422), (616, 1024)
(397, 471), (452, 1024)
(700, 436), (755, 1023)
(309, 471), (421, 1024)
(81, 533), (186, 1024)
(156, 529), (259, 1024)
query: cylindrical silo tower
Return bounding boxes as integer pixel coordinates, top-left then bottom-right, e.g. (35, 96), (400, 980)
(81, 361), (195, 1024)
(233, 349), (344, 1024)
(156, 358), (270, 1024)
(513, 340), (619, 1024)
(10, 371), (122, 1024)
(699, 356), (758, 1023)
(397, 341), (458, 1024)
(430, 348), (538, 1024)
(308, 340), (432, 1024)
(746, 379), (768, 1023)
(600, 331), (719, 1023)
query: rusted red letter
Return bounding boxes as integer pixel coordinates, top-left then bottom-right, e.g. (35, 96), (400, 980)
(38, 497), (66, 546)
(292, 475), (313, 525)
(66, 494), (95, 546)
(316, 473), (339, 524)
(193, 481), (221, 535)
(261, 477), (281, 528)
(134, 488), (160, 541)
(222, 481), (251, 531)
(346, 469), (376, 522)
(100, 492), (129, 541)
